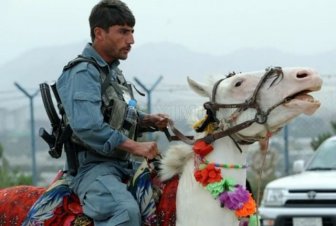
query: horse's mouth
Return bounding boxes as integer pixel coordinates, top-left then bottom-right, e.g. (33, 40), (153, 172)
(284, 90), (319, 104)
(283, 89), (321, 115)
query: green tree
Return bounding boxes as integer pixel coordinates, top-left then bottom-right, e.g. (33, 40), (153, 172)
(311, 121), (336, 150)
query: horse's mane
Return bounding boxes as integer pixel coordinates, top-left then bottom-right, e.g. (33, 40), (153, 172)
(159, 143), (193, 181)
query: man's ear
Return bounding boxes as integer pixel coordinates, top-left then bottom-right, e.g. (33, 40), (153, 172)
(94, 27), (104, 41)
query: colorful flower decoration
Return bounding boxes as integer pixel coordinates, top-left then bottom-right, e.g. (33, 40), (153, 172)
(192, 141), (257, 222)
(194, 163), (222, 186)
(206, 179), (226, 198)
(192, 115), (217, 134)
(219, 184), (249, 210)
(193, 140), (213, 157)
(235, 193), (256, 218)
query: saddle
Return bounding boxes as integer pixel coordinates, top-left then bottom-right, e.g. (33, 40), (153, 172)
(22, 160), (179, 226)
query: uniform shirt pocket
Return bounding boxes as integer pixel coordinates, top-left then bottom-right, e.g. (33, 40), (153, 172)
(72, 91), (103, 130)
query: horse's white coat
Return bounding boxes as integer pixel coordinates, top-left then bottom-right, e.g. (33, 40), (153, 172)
(160, 67), (322, 226)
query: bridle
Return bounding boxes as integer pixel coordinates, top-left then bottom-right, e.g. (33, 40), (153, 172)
(167, 66), (286, 146)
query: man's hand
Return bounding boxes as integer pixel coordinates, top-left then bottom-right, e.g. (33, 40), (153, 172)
(117, 113), (169, 159)
(118, 139), (159, 160)
(140, 113), (169, 130)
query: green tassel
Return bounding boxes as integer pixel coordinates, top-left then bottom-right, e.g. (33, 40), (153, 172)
(248, 214), (259, 226)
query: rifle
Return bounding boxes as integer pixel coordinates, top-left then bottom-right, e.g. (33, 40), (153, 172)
(39, 82), (78, 176)
(39, 83), (63, 158)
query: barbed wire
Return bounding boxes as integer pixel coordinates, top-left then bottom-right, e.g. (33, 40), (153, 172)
(0, 85), (192, 101)
(0, 90), (17, 94)
(0, 96), (26, 102)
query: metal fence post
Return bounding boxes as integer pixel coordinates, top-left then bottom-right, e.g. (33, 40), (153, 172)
(284, 125), (289, 175)
(14, 82), (39, 185)
(134, 76), (163, 140)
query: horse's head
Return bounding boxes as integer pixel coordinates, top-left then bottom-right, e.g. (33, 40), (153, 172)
(188, 67), (322, 141)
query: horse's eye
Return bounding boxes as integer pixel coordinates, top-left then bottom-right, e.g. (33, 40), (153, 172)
(234, 81), (243, 87)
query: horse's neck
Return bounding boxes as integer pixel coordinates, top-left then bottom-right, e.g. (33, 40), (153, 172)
(176, 138), (244, 226)
(206, 137), (249, 185)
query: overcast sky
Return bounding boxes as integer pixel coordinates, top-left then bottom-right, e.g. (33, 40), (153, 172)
(1, 0), (336, 65)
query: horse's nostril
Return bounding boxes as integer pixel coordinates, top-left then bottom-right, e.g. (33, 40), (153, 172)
(297, 71), (309, 79)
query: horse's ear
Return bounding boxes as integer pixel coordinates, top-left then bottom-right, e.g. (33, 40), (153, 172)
(187, 76), (210, 97)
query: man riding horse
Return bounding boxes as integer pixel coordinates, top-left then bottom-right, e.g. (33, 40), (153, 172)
(54, 0), (169, 225)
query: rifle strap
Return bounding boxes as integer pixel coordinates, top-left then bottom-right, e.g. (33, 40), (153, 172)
(63, 55), (111, 96)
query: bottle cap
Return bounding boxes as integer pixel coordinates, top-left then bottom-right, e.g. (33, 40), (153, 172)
(128, 99), (137, 107)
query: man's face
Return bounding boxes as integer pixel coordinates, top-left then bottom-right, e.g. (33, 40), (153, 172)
(97, 24), (134, 62)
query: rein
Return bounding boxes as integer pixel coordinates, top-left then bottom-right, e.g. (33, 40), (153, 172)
(166, 66), (285, 145)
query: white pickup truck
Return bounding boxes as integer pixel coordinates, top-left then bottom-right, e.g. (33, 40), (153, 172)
(259, 136), (336, 226)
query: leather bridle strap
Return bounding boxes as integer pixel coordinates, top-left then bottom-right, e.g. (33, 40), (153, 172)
(165, 117), (256, 145)
(201, 119), (256, 144)
(166, 119), (196, 145)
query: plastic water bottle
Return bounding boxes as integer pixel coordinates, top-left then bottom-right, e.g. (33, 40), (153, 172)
(126, 99), (137, 126)
(123, 99), (137, 138)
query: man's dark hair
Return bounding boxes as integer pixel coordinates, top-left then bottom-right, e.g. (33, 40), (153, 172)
(89, 0), (135, 41)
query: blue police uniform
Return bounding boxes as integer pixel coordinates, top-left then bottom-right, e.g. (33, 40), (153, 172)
(56, 43), (141, 226)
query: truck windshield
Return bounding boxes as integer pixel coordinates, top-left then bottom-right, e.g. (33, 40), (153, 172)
(306, 139), (336, 171)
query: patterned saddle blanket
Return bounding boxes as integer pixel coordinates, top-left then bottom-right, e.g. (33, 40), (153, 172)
(20, 161), (179, 226)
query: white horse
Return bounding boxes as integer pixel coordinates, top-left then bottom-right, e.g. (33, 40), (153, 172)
(159, 67), (322, 226)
